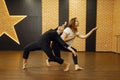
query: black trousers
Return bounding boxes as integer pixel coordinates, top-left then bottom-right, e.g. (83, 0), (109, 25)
(23, 41), (64, 64)
(48, 42), (78, 64)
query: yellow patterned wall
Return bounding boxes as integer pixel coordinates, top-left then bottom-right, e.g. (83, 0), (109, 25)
(113, 0), (120, 35)
(96, 0), (113, 51)
(113, 0), (120, 53)
(69, 0), (86, 51)
(41, 0), (118, 52)
(42, 0), (58, 33)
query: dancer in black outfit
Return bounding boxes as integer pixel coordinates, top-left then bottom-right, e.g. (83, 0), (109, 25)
(22, 22), (77, 71)
(46, 32), (81, 70)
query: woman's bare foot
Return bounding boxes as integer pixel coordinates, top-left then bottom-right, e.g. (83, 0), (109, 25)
(64, 63), (70, 71)
(75, 65), (84, 71)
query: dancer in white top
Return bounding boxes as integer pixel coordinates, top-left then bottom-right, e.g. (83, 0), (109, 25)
(46, 17), (97, 70)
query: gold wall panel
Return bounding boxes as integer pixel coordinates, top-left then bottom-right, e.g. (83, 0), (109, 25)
(96, 0), (113, 51)
(69, 0), (86, 51)
(42, 0), (58, 33)
(113, 0), (120, 52)
(113, 0), (120, 35)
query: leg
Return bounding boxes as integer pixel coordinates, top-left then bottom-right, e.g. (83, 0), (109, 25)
(71, 47), (84, 70)
(52, 42), (61, 57)
(61, 46), (79, 64)
(43, 47), (70, 71)
(46, 42), (61, 66)
(62, 47), (84, 70)
(22, 41), (41, 69)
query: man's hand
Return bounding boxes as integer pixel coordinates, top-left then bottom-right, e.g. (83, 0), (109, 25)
(62, 21), (67, 27)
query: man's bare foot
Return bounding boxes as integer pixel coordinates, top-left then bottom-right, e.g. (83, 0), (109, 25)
(46, 59), (51, 66)
(22, 63), (27, 70)
(64, 63), (70, 71)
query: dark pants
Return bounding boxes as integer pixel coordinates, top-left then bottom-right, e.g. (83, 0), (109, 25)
(23, 41), (64, 64)
(48, 42), (78, 64)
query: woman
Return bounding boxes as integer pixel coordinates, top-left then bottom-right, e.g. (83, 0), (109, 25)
(22, 22), (77, 71)
(47, 17), (97, 71)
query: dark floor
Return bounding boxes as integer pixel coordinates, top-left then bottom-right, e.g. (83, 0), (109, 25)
(0, 51), (120, 80)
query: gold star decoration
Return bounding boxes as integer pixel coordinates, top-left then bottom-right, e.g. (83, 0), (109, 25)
(0, 0), (27, 44)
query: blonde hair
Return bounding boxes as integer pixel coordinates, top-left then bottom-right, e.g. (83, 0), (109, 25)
(68, 17), (78, 33)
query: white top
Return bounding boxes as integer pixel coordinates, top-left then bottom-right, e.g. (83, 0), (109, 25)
(61, 27), (80, 45)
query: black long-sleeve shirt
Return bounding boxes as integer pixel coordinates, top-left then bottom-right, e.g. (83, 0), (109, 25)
(38, 29), (69, 48)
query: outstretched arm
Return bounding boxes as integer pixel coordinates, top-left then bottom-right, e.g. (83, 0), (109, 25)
(77, 27), (98, 39)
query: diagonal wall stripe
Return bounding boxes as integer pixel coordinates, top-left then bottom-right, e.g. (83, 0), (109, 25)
(96, 0), (113, 51)
(69, 0), (86, 51)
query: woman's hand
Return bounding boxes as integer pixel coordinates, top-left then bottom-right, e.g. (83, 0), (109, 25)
(72, 51), (78, 56)
(67, 46), (78, 56)
(71, 35), (76, 40)
(92, 27), (98, 31)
